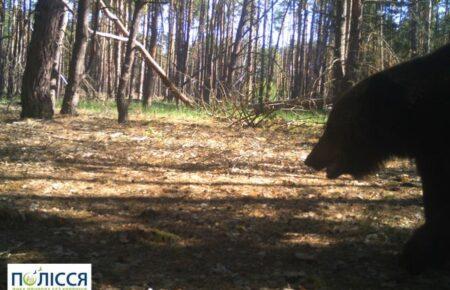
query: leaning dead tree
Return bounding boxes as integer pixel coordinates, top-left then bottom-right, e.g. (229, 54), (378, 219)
(4, 0), (446, 116)
(96, 0), (195, 108)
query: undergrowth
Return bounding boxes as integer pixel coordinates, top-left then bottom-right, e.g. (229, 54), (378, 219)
(1, 97), (327, 126)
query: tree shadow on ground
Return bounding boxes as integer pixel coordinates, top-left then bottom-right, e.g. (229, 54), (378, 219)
(0, 112), (439, 289)
(0, 141), (420, 190)
(1, 192), (448, 290)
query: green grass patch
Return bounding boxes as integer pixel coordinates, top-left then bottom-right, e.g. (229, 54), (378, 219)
(0, 97), (20, 105)
(76, 99), (115, 113)
(3, 97), (326, 125)
(76, 99), (209, 121)
(275, 110), (327, 124)
(140, 101), (209, 120)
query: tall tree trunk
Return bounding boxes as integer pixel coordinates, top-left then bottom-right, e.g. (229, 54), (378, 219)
(291, 0), (304, 99)
(314, 0), (325, 97)
(424, 0), (432, 53)
(265, 0), (282, 101)
(446, 0), (449, 43)
(379, 3), (384, 70)
(252, 0), (260, 100)
(202, 0), (215, 103)
(61, 0), (90, 115)
(21, 0), (66, 119)
(245, 0), (254, 100)
(114, 0), (123, 92)
(142, 3), (160, 108)
(0, 0), (5, 97)
(195, 0), (206, 100)
(174, 0), (192, 98)
(7, 0), (17, 100)
(175, 0), (185, 92)
(116, 0), (146, 124)
(305, 0), (317, 96)
(165, 0), (175, 101)
(227, 0), (250, 91)
(258, 0), (268, 103)
(137, 11), (148, 100)
(299, 2), (308, 97)
(343, 0), (362, 89)
(332, 0), (345, 101)
(49, 6), (68, 104)
(409, 0), (418, 57)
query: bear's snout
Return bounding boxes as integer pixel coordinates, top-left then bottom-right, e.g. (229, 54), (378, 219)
(305, 139), (334, 171)
(304, 151), (323, 170)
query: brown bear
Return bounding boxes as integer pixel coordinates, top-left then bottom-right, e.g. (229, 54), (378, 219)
(305, 43), (450, 274)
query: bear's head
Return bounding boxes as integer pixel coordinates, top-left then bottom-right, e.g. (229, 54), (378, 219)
(305, 77), (395, 179)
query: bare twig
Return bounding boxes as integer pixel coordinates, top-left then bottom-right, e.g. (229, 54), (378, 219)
(96, 0), (195, 107)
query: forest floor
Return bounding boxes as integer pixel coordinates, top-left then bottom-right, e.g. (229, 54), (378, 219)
(1, 103), (450, 290)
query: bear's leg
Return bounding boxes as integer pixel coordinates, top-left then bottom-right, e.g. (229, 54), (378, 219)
(399, 224), (436, 274)
(400, 157), (450, 274)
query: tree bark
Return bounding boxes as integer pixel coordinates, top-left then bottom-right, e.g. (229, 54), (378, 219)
(61, 0), (90, 115)
(97, 0), (194, 107)
(142, 3), (160, 108)
(227, 0), (250, 91)
(424, 0), (432, 53)
(292, 0), (307, 99)
(258, 0), (268, 103)
(166, 0), (175, 101)
(202, 0), (215, 103)
(409, 0), (418, 57)
(446, 0), (449, 43)
(332, 0), (345, 102)
(343, 0), (362, 89)
(266, 0), (289, 101)
(0, 0), (5, 98)
(116, 1), (146, 124)
(21, 0), (66, 119)
(49, 7), (68, 104)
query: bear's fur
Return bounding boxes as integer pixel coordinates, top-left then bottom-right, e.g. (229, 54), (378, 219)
(305, 43), (450, 274)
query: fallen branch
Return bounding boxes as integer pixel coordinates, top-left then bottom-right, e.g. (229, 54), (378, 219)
(99, 0), (128, 35)
(96, 0), (195, 107)
(253, 98), (327, 114)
